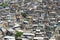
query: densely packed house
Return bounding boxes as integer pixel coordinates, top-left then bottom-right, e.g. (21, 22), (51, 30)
(0, 0), (60, 40)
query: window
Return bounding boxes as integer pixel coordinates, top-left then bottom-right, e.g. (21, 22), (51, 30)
(44, 38), (49, 40)
(33, 39), (38, 40)
(59, 30), (60, 34)
(4, 38), (9, 40)
(57, 22), (60, 25)
(40, 30), (44, 32)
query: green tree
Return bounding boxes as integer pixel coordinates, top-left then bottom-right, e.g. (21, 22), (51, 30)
(21, 12), (27, 18)
(0, 3), (8, 8)
(15, 32), (23, 39)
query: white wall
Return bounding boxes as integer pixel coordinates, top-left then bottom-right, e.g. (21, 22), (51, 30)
(22, 38), (29, 40)
(9, 38), (15, 40)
